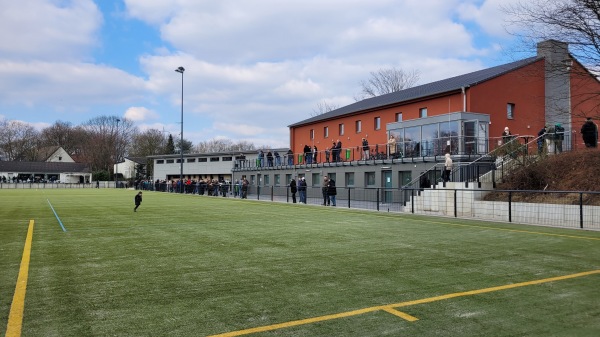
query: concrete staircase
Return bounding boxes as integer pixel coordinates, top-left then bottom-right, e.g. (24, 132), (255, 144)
(405, 181), (494, 216)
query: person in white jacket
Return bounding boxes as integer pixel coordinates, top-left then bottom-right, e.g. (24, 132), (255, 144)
(443, 153), (453, 182)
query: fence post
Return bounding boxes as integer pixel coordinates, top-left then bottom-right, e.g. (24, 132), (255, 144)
(347, 188), (350, 208)
(411, 189), (415, 213)
(579, 192), (583, 229)
(376, 188), (380, 211)
(454, 189), (457, 217)
(508, 191), (512, 223)
(257, 186), (260, 200)
(271, 186), (274, 201)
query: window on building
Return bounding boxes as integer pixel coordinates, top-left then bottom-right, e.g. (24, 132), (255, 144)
(324, 126), (329, 138)
(156, 160), (164, 164)
(310, 129), (314, 140)
(222, 157), (232, 161)
(199, 158), (208, 162)
(285, 174), (292, 185)
(419, 108), (428, 118)
(355, 120), (362, 133)
(339, 123), (345, 135)
(365, 172), (376, 187)
(264, 175), (270, 185)
(176, 159), (182, 163)
(187, 158), (196, 163)
(374, 117), (381, 130)
(507, 103), (515, 119)
(210, 157), (220, 162)
(345, 172), (355, 186)
(328, 173), (336, 184)
(396, 112), (402, 122)
(275, 174), (280, 186)
(166, 159), (174, 164)
(312, 173), (320, 186)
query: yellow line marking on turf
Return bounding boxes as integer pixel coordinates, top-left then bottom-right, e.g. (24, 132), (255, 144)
(5, 220), (35, 337)
(208, 269), (600, 337)
(382, 307), (419, 321)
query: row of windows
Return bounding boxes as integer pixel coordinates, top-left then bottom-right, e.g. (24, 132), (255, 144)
(156, 157), (233, 164)
(309, 102), (515, 140)
(254, 171), (407, 188)
(309, 111), (412, 139)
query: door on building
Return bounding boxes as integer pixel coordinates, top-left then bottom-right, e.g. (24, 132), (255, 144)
(398, 171), (412, 205)
(463, 120), (477, 155)
(382, 170), (392, 203)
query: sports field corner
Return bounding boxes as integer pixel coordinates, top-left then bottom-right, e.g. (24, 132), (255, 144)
(1, 189), (599, 336)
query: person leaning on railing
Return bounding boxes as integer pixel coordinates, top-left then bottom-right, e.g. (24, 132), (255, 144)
(387, 135), (397, 159)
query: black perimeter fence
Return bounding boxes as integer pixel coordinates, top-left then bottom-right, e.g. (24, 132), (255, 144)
(2, 181), (598, 230)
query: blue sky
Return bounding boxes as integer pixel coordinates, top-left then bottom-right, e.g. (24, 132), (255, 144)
(0, 0), (527, 148)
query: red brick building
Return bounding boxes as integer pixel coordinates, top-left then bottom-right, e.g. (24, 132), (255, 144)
(289, 40), (600, 160)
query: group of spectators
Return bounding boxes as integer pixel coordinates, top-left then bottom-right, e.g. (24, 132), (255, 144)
(257, 149), (282, 167)
(288, 176), (336, 205)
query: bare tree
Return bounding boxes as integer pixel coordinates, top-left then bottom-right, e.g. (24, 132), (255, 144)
(504, 0), (600, 73)
(39, 120), (88, 156)
(504, 0), (600, 118)
(0, 119), (39, 161)
(80, 116), (135, 174)
(356, 67), (420, 100)
(129, 129), (167, 157)
(311, 100), (339, 117)
(194, 139), (256, 153)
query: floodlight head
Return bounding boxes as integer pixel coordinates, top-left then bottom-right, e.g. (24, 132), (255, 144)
(175, 66), (185, 73)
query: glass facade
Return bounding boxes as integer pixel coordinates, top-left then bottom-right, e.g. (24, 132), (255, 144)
(388, 112), (489, 158)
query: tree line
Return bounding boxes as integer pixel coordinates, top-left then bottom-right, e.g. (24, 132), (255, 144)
(0, 116), (256, 180)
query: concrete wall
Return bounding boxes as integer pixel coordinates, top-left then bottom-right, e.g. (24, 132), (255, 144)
(407, 183), (600, 230)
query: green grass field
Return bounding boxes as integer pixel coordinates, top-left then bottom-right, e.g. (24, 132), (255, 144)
(1, 189), (599, 336)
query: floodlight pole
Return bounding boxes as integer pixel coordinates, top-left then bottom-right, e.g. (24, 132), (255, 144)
(115, 118), (120, 188)
(175, 66), (185, 193)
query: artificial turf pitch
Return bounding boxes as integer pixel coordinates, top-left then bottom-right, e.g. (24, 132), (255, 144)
(1, 189), (599, 336)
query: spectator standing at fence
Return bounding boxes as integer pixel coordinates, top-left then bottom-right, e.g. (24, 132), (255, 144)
(134, 192), (142, 212)
(581, 117), (598, 148)
(335, 139), (343, 162)
(241, 177), (249, 199)
(537, 125), (547, 154)
(321, 176), (329, 205)
(554, 123), (565, 153)
(362, 138), (370, 160)
(287, 149), (294, 165)
(303, 144), (311, 164)
(274, 151), (281, 166)
(443, 153), (452, 183)
(258, 150), (264, 167)
(387, 135), (397, 159)
(298, 177), (307, 204)
(327, 178), (337, 206)
(502, 127), (512, 144)
(325, 147), (330, 163)
(266, 150), (274, 167)
(290, 178), (297, 203)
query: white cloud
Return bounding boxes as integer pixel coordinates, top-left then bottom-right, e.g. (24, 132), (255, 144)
(0, 0), (526, 148)
(0, 0), (101, 61)
(124, 106), (159, 122)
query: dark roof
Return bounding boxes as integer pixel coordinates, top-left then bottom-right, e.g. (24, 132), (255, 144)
(289, 56), (540, 127)
(0, 161), (91, 173)
(125, 157), (148, 164)
(36, 146), (61, 161)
